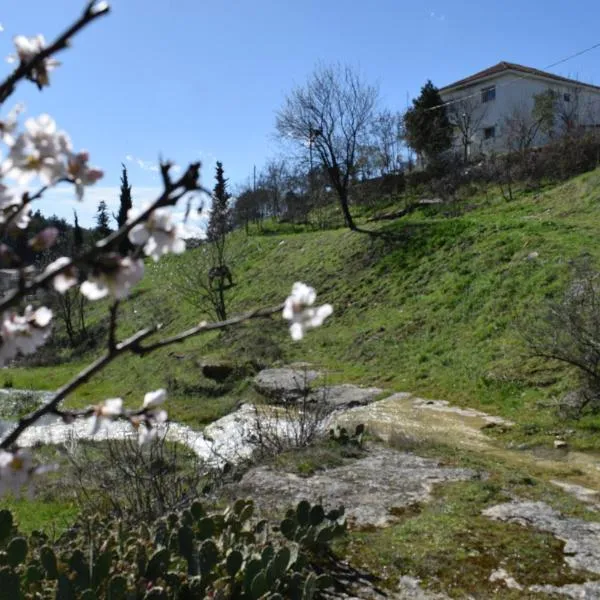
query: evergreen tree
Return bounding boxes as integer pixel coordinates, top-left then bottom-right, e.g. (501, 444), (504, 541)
(207, 161), (231, 248)
(95, 200), (111, 238)
(73, 210), (84, 250)
(403, 80), (452, 164)
(116, 164), (133, 254)
(206, 161), (232, 321)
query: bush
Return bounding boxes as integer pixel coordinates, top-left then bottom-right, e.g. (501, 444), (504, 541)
(525, 260), (600, 416)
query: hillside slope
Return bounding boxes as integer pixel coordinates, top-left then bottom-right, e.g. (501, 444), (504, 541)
(7, 168), (600, 448)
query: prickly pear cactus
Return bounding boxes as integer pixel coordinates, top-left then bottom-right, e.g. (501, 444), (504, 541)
(0, 498), (343, 598)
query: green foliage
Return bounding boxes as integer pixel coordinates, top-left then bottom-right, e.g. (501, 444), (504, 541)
(116, 164), (134, 255)
(0, 499), (343, 599)
(404, 80), (452, 163)
(95, 199), (111, 238)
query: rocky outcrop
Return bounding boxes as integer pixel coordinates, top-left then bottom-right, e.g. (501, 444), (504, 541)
(483, 501), (600, 574)
(232, 447), (477, 528)
(253, 368), (382, 410)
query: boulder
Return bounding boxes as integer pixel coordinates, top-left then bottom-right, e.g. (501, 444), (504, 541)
(253, 368), (320, 401)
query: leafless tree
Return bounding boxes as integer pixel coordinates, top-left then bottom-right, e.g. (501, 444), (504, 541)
(276, 64), (378, 231)
(503, 103), (542, 154)
(447, 97), (488, 163)
(370, 109), (404, 175)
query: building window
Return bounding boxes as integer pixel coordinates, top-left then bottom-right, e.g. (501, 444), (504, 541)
(481, 86), (496, 103)
(483, 126), (496, 140)
(564, 93), (571, 102)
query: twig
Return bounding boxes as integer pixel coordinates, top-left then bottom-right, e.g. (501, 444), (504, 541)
(133, 303), (284, 355)
(108, 301), (120, 351)
(0, 2), (110, 104)
(0, 162), (205, 314)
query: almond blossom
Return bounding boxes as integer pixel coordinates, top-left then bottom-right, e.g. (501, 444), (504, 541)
(3, 114), (69, 184)
(0, 103), (24, 146)
(44, 256), (79, 293)
(7, 35), (60, 88)
(80, 256), (144, 300)
(128, 205), (186, 261)
(67, 151), (103, 200)
(0, 183), (30, 229)
(0, 449), (57, 497)
(0, 305), (53, 365)
(143, 388), (167, 409)
(283, 282), (333, 341)
(89, 397), (123, 435)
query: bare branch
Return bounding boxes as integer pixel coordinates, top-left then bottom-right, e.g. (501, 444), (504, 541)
(133, 302), (284, 355)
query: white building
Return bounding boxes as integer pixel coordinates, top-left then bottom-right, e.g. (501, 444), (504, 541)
(439, 62), (600, 159)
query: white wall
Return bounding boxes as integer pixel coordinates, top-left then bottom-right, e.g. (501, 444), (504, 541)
(441, 72), (600, 157)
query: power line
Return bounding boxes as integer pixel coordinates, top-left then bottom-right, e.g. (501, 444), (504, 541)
(424, 40), (600, 112)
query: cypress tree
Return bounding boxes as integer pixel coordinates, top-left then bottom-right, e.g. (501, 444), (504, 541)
(116, 164), (133, 254)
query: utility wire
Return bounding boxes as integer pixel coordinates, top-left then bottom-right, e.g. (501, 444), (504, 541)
(424, 40), (600, 112)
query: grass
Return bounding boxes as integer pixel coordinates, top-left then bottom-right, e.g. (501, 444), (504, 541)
(6, 169), (600, 445)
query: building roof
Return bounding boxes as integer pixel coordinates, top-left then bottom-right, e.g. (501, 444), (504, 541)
(439, 61), (600, 93)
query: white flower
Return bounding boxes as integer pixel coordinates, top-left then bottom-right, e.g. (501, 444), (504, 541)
(0, 103), (24, 146)
(282, 282), (333, 341)
(0, 305), (53, 364)
(0, 184), (30, 229)
(66, 151), (103, 200)
(80, 256), (144, 300)
(89, 397), (123, 435)
(3, 114), (68, 184)
(8, 35), (60, 88)
(128, 206), (186, 261)
(143, 388), (167, 409)
(0, 449), (57, 497)
(136, 410), (168, 446)
(44, 257), (79, 293)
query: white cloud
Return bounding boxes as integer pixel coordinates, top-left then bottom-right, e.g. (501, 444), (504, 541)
(125, 154), (183, 176)
(429, 10), (446, 21)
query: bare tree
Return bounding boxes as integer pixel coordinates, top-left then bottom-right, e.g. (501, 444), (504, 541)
(503, 103), (542, 154)
(447, 97), (488, 163)
(370, 109), (404, 175)
(276, 64), (378, 231)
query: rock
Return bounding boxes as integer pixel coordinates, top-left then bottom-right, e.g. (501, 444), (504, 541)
(313, 384), (382, 409)
(483, 501), (600, 574)
(201, 362), (234, 383)
(530, 581), (600, 599)
(554, 439), (568, 449)
(489, 568), (523, 590)
(232, 447), (478, 528)
(396, 576), (451, 599)
(411, 397), (515, 428)
(253, 367), (320, 402)
(551, 481), (600, 511)
(253, 369), (381, 410)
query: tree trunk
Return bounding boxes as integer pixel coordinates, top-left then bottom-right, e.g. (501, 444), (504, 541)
(338, 189), (357, 231)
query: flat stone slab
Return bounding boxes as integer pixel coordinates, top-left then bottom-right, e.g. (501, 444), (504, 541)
(254, 368), (320, 401)
(315, 384), (382, 409)
(552, 481), (600, 511)
(483, 501), (600, 574)
(232, 447), (477, 528)
(253, 368), (382, 410)
(530, 582), (600, 599)
(411, 397), (515, 427)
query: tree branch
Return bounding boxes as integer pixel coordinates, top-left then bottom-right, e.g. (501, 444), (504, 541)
(0, 326), (155, 450)
(0, 2), (110, 104)
(1, 302), (285, 449)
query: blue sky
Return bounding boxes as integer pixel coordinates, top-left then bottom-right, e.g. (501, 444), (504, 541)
(1, 0), (600, 232)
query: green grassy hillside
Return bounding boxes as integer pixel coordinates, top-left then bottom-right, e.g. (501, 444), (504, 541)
(7, 168), (600, 447)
